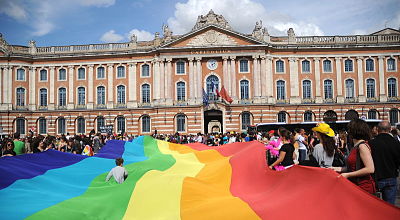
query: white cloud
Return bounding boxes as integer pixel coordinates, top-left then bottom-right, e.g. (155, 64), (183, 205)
(167, 0), (324, 36)
(79, 0), (116, 7)
(100, 30), (124, 42)
(387, 11), (400, 29)
(0, 1), (27, 21)
(127, 29), (154, 41)
(352, 29), (367, 35)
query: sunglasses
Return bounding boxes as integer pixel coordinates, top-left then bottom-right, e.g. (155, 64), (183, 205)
(7, 144), (12, 146)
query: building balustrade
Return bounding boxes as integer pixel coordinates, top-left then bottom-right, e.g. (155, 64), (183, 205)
(95, 104), (107, 109)
(137, 102), (152, 108)
(301, 98), (315, 104)
(324, 98), (335, 104)
(366, 97), (378, 102)
(14, 105), (29, 110)
(115, 103), (127, 108)
(38, 105), (48, 110)
(173, 100), (189, 106)
(75, 104), (87, 110)
(344, 97), (357, 103)
(388, 96), (400, 102)
(239, 99), (253, 104)
(56, 105), (67, 110)
(276, 99), (288, 104)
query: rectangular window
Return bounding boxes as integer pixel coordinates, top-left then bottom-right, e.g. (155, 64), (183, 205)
(16, 119), (25, 135)
(17, 69), (25, 80)
(58, 119), (66, 134)
(345, 60), (353, 72)
(302, 81), (311, 99)
(387, 59), (396, 71)
(97, 67), (105, 79)
(78, 68), (85, 79)
(366, 59), (374, 72)
(59, 69), (66, 80)
(40, 70), (47, 81)
(117, 66), (125, 78)
(142, 64), (150, 77)
(276, 60), (284, 73)
(176, 62), (185, 74)
(323, 60), (332, 72)
(39, 119), (47, 134)
(239, 60), (249, 72)
(302, 61), (310, 73)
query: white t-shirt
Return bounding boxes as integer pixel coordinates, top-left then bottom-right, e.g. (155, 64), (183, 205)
(297, 135), (307, 150)
(106, 166), (128, 184)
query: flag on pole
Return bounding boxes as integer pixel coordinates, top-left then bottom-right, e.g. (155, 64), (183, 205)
(210, 81), (220, 97)
(219, 85), (233, 103)
(202, 88), (209, 106)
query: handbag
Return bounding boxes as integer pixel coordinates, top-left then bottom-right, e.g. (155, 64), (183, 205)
(332, 150), (345, 167)
(299, 150), (319, 167)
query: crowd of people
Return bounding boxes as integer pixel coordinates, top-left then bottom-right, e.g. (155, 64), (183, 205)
(1, 120), (400, 205)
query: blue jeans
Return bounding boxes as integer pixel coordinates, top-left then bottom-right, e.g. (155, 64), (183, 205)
(299, 149), (307, 162)
(377, 177), (397, 205)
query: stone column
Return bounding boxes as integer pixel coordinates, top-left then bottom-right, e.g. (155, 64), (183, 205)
(195, 57), (202, 103)
(357, 57), (366, 102)
(159, 59), (165, 102)
(48, 66), (55, 110)
(67, 66), (74, 109)
(227, 57), (232, 95)
(128, 62), (137, 107)
(314, 58), (322, 103)
(289, 57), (300, 104)
(188, 57), (195, 104)
(28, 67), (36, 110)
(2, 67), (8, 109)
(7, 67), (12, 109)
(260, 55), (267, 102)
(153, 58), (160, 103)
(107, 64), (114, 108)
(230, 56), (237, 100)
(0, 67), (2, 109)
(335, 57), (344, 103)
(87, 65), (94, 109)
(266, 56), (274, 103)
(252, 55), (260, 102)
(378, 56), (387, 102)
(165, 58), (173, 105)
(223, 56), (229, 91)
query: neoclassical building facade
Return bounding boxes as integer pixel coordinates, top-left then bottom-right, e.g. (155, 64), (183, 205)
(0, 10), (399, 136)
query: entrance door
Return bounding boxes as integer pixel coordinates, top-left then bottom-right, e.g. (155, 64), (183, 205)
(204, 110), (223, 134)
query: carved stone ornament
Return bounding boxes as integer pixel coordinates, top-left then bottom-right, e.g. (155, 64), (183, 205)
(192, 9), (232, 31)
(187, 30), (237, 46)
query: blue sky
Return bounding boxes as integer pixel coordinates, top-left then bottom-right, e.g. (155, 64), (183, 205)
(0, 0), (399, 47)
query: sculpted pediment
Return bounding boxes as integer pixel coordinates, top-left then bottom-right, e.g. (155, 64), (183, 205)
(372, 28), (400, 35)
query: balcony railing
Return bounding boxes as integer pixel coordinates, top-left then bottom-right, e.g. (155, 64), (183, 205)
(95, 104), (107, 109)
(366, 97), (378, 102)
(344, 97), (357, 103)
(388, 96), (400, 102)
(15, 105), (29, 110)
(38, 105), (48, 110)
(239, 99), (252, 104)
(173, 100), (188, 106)
(115, 103), (127, 108)
(324, 98), (335, 103)
(137, 102), (152, 107)
(301, 98), (315, 104)
(57, 105), (67, 110)
(75, 104), (87, 110)
(276, 99), (288, 104)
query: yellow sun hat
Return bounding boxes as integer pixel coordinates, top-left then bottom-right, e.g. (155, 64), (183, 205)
(312, 123), (335, 137)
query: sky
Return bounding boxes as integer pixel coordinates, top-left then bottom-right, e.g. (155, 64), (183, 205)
(0, 0), (399, 47)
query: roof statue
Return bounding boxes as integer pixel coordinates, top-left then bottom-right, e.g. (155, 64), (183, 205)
(192, 9), (232, 31)
(28, 40), (37, 54)
(129, 33), (137, 49)
(287, 28), (296, 44)
(162, 24), (172, 42)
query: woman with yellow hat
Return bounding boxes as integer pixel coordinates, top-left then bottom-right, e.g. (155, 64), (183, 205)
(311, 123), (336, 167)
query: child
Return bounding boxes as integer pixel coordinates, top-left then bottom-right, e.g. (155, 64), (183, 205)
(106, 158), (128, 184)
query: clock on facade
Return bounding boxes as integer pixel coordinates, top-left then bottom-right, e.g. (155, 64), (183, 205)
(207, 59), (218, 70)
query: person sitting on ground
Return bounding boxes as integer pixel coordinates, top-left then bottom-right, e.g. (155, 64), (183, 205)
(106, 158), (128, 184)
(269, 129), (295, 170)
(311, 123), (336, 167)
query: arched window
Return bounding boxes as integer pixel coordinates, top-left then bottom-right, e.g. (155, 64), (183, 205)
(366, 79), (375, 98)
(16, 88), (25, 106)
(117, 66), (125, 78)
(116, 116), (125, 134)
(97, 86), (106, 105)
(302, 80), (311, 99)
(176, 61), (185, 74)
(142, 64), (150, 77)
(345, 79), (354, 99)
(323, 110), (337, 122)
(40, 69), (47, 81)
(176, 82), (185, 101)
(239, 59), (249, 72)
(276, 60), (284, 73)
(58, 88), (67, 107)
(240, 80), (249, 100)
(277, 111), (287, 123)
(142, 115), (150, 133)
(176, 114), (186, 132)
(206, 75), (219, 101)
(59, 68), (66, 80)
(302, 60), (310, 72)
(38, 118), (47, 135)
(276, 80), (285, 100)
(97, 116), (105, 132)
(17, 68), (25, 80)
(142, 84), (150, 103)
(388, 78), (397, 98)
(387, 58), (396, 71)
(345, 59), (353, 72)
(40, 88), (47, 106)
(304, 111), (313, 122)
(58, 117), (66, 134)
(77, 117), (85, 134)
(16, 118), (25, 135)
(97, 66), (105, 79)
(241, 112), (251, 130)
(78, 67), (85, 79)
(368, 110), (377, 120)
(77, 87), (85, 105)
(323, 60), (332, 72)
(117, 85), (125, 104)
(389, 109), (399, 125)
(345, 110), (359, 121)
(324, 80), (333, 99)
(366, 58), (374, 71)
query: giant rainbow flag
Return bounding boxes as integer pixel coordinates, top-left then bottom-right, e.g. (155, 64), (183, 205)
(0, 136), (399, 219)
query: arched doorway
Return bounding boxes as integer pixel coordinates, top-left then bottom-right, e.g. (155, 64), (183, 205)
(345, 110), (359, 121)
(204, 109), (223, 134)
(323, 110), (337, 122)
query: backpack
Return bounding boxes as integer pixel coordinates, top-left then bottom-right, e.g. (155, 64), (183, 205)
(332, 150), (345, 167)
